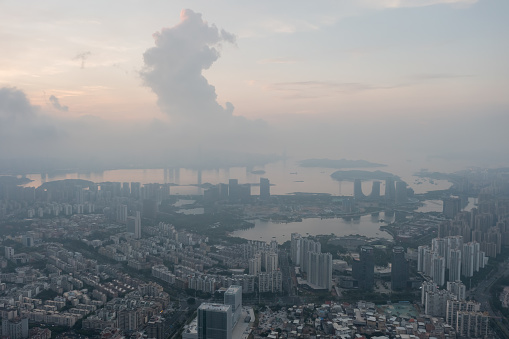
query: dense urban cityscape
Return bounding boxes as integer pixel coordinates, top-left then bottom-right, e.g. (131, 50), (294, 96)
(0, 166), (508, 339)
(1, 0), (508, 338)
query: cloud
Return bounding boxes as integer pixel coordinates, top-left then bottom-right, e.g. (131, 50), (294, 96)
(0, 87), (36, 121)
(140, 9), (237, 122)
(49, 95), (69, 112)
(73, 51), (91, 69)
(0, 87), (62, 157)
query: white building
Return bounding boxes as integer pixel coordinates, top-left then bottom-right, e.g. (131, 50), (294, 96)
(197, 303), (232, 339)
(224, 285), (242, 327)
(448, 249), (462, 282)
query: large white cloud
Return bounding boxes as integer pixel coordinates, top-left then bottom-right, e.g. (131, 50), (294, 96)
(141, 9), (237, 122)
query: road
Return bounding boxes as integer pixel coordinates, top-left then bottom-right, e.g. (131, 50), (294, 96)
(470, 259), (509, 338)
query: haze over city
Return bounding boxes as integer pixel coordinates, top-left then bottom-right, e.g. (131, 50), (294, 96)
(3, 2), (509, 339)
(1, 0), (508, 172)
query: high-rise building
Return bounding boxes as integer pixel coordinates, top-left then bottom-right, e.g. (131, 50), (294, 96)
(5, 246), (14, 259)
(122, 182), (130, 197)
(432, 238), (447, 258)
(260, 178), (270, 199)
(443, 197), (462, 219)
(197, 303), (232, 339)
(446, 299), (480, 327)
(307, 252), (333, 290)
(224, 286), (242, 327)
(131, 182), (141, 199)
(258, 271), (283, 293)
(262, 251), (278, 273)
(395, 181), (407, 204)
(424, 289), (451, 317)
(446, 281), (466, 301)
(456, 311), (489, 338)
(431, 255), (446, 286)
(421, 281), (438, 306)
(462, 242), (480, 277)
(126, 211), (141, 239)
(352, 246), (374, 290)
(248, 254), (261, 275)
(2, 317), (29, 339)
(218, 183), (229, 199)
(417, 245), (430, 273)
(291, 233), (302, 265)
(299, 238), (321, 274)
(116, 204), (128, 223)
(448, 249), (462, 282)
(370, 181), (381, 199)
(385, 177), (396, 201)
(228, 179), (239, 202)
(391, 246), (408, 290)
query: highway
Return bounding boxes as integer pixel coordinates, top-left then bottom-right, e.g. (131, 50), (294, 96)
(469, 259), (509, 338)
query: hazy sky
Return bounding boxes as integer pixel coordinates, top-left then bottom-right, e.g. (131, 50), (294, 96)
(1, 0), (508, 170)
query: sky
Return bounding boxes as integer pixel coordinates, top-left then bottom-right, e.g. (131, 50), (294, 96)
(0, 0), (508, 171)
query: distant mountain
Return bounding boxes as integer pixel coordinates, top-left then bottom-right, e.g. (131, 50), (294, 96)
(299, 158), (386, 168)
(331, 170), (397, 181)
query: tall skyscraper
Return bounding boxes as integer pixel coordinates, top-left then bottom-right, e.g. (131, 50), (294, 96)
(291, 233), (302, 265)
(307, 252), (333, 290)
(262, 251), (278, 273)
(431, 255), (446, 286)
(353, 246), (374, 290)
(116, 204), (128, 223)
(417, 245), (430, 272)
(395, 181), (407, 204)
(228, 179), (239, 202)
(218, 183), (229, 199)
(122, 182), (130, 197)
(385, 177), (396, 201)
(448, 249), (462, 282)
(260, 178), (270, 199)
(391, 246), (408, 290)
(370, 181), (381, 199)
(224, 285), (242, 327)
(131, 182), (141, 199)
(197, 304), (232, 339)
(248, 254), (261, 275)
(300, 238), (321, 274)
(127, 211), (141, 239)
(462, 242), (480, 277)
